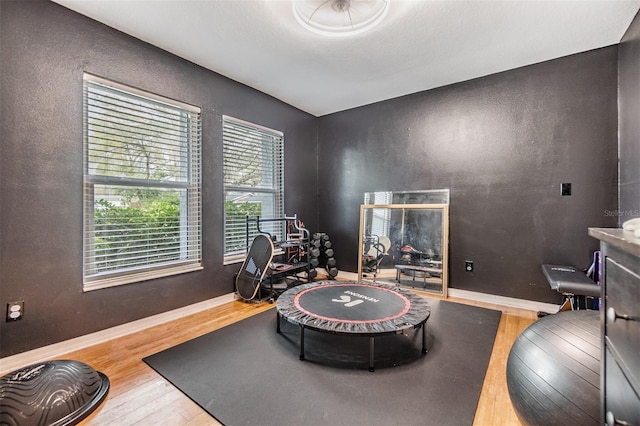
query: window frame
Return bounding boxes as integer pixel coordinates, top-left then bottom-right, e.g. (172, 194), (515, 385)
(222, 115), (284, 264)
(82, 73), (202, 291)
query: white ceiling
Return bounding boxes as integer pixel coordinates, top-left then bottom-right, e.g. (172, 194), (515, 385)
(53, 0), (640, 117)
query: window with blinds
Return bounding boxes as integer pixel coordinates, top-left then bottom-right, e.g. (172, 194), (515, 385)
(365, 192), (393, 238)
(83, 74), (202, 290)
(223, 116), (284, 262)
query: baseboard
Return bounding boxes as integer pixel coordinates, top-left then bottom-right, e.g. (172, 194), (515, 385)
(447, 288), (559, 313)
(0, 282), (557, 375)
(338, 270), (558, 313)
(0, 293), (236, 375)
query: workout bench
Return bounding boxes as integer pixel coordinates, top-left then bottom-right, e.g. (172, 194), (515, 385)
(541, 264), (601, 315)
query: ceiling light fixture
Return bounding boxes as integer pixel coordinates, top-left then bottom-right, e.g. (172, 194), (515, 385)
(292, 0), (390, 37)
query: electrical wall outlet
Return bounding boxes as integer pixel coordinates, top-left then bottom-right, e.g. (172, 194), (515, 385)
(465, 260), (474, 272)
(6, 301), (24, 321)
(561, 182), (572, 196)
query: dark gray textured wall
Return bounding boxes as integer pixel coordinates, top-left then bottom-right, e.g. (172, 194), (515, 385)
(619, 10), (640, 223)
(0, 1), (628, 357)
(317, 47), (619, 303)
(0, 1), (317, 357)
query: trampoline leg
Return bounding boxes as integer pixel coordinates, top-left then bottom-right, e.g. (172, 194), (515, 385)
(369, 337), (375, 372)
(276, 311), (281, 333)
(299, 326), (305, 361)
(421, 324), (427, 354)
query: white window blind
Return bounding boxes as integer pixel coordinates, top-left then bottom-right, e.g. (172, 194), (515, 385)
(365, 192), (392, 238)
(83, 74), (202, 290)
(223, 116), (284, 261)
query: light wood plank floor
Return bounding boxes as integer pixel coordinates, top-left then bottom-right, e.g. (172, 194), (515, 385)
(54, 293), (536, 425)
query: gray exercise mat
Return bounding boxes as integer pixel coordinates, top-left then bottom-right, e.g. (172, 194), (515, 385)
(143, 299), (501, 426)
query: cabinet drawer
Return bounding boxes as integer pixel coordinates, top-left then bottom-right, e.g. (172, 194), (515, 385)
(605, 258), (640, 389)
(604, 347), (640, 426)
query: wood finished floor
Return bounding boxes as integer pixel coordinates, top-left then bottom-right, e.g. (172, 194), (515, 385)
(58, 293), (537, 425)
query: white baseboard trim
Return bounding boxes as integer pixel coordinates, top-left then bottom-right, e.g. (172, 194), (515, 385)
(448, 288), (559, 313)
(338, 270), (558, 313)
(1, 281), (556, 374)
(0, 293), (236, 375)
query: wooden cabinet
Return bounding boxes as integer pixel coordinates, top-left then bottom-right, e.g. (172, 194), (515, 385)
(589, 228), (640, 426)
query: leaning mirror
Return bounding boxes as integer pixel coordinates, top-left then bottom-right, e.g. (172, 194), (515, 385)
(358, 203), (449, 297)
(364, 189), (450, 205)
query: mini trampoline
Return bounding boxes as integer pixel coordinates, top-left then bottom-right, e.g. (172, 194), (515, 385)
(276, 281), (431, 371)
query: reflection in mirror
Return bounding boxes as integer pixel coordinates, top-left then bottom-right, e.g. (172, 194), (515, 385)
(364, 189), (450, 205)
(358, 203), (449, 297)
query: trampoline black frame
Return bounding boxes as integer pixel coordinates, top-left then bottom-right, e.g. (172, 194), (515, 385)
(276, 281), (431, 372)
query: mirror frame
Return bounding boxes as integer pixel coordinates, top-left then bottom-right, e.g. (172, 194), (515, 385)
(364, 189), (450, 205)
(358, 203), (449, 297)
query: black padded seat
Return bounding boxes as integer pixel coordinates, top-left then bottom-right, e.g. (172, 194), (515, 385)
(541, 264), (601, 312)
(542, 264), (601, 298)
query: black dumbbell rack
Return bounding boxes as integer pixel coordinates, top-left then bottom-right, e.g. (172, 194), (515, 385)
(310, 232), (338, 280)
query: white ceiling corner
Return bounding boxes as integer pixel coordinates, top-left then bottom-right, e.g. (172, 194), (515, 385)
(52, 0), (640, 117)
